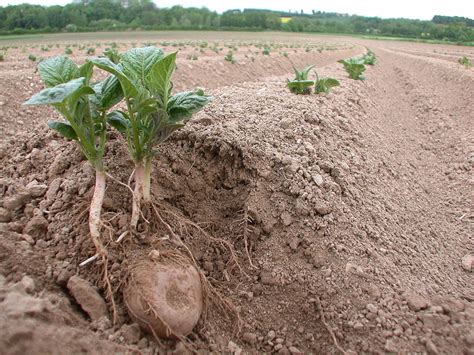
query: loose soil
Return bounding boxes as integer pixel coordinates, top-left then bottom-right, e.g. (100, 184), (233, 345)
(0, 32), (473, 355)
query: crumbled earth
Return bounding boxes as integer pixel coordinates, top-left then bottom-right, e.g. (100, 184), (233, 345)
(0, 34), (473, 354)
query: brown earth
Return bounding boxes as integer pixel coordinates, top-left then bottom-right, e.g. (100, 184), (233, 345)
(0, 33), (473, 355)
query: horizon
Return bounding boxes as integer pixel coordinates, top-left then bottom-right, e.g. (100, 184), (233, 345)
(2, 0), (474, 21)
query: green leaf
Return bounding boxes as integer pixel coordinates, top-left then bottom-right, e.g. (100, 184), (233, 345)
(154, 122), (185, 144)
(68, 86), (95, 109)
(47, 121), (78, 140)
(287, 80), (314, 88)
(315, 78), (340, 93)
(38, 56), (79, 87)
(107, 110), (130, 133)
(89, 58), (137, 97)
(121, 46), (164, 83)
(79, 61), (94, 84)
(146, 52), (177, 108)
(90, 75), (123, 111)
(24, 77), (85, 106)
(167, 89), (212, 122)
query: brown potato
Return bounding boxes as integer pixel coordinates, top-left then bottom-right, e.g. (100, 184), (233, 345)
(123, 255), (203, 339)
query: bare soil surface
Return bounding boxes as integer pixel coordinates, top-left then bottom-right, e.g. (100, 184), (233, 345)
(0, 33), (473, 355)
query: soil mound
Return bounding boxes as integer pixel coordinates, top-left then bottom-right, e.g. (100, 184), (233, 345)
(0, 55), (472, 354)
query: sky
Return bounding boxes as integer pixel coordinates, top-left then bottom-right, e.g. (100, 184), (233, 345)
(1, 0), (473, 21)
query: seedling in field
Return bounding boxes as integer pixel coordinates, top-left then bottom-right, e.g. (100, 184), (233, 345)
(24, 56), (123, 256)
(338, 58), (366, 80)
(0, 52), (4, 61)
(65, 47), (73, 55)
(362, 49), (376, 65)
(87, 47), (96, 55)
(281, 51), (289, 58)
(459, 56), (472, 68)
(315, 73), (340, 94)
(90, 47), (211, 228)
(28, 54), (37, 62)
(103, 47), (121, 64)
(224, 51), (236, 64)
(287, 65), (315, 95)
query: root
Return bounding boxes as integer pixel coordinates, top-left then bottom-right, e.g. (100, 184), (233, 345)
(237, 205), (258, 269)
(315, 297), (347, 355)
(151, 203), (243, 335)
(102, 255), (118, 325)
(153, 201), (245, 277)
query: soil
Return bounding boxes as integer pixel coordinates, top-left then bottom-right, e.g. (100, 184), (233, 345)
(0, 33), (473, 355)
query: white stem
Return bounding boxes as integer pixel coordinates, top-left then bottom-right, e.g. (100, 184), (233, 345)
(143, 158), (152, 203)
(130, 163), (145, 229)
(89, 170), (107, 256)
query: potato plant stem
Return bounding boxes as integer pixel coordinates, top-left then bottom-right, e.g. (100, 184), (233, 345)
(89, 169), (107, 256)
(131, 162), (145, 229)
(143, 157), (152, 203)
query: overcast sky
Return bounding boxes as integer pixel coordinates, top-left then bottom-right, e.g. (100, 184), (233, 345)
(2, 0), (473, 20)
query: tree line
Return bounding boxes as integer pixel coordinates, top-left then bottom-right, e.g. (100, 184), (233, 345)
(0, 0), (472, 44)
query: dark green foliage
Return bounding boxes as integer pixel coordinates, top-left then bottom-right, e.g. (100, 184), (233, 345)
(28, 54), (36, 61)
(0, 3), (472, 44)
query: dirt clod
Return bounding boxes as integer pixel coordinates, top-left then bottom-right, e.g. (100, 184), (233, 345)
(67, 275), (108, 321)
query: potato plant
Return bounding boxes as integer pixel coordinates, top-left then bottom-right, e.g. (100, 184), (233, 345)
(28, 54), (37, 61)
(338, 58), (366, 80)
(287, 65), (315, 95)
(103, 47), (121, 64)
(362, 49), (376, 65)
(65, 47), (73, 55)
(224, 51), (236, 64)
(90, 47), (211, 228)
(315, 73), (340, 94)
(459, 56), (472, 68)
(24, 56), (123, 255)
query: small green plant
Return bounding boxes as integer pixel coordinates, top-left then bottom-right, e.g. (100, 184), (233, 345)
(87, 47), (96, 55)
(103, 47), (121, 64)
(65, 47), (73, 55)
(338, 58), (366, 80)
(24, 56), (123, 256)
(28, 54), (37, 62)
(0, 52), (4, 61)
(186, 54), (198, 60)
(224, 51), (236, 64)
(90, 47), (211, 228)
(287, 65), (314, 95)
(315, 73), (340, 94)
(262, 47), (270, 55)
(281, 51), (289, 58)
(362, 49), (376, 65)
(459, 56), (472, 68)
(41, 46), (49, 52)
